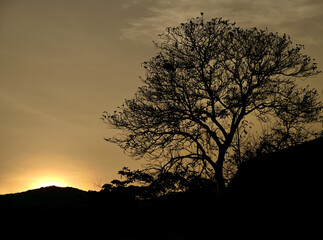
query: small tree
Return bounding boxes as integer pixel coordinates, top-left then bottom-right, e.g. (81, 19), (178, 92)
(102, 15), (321, 193)
(103, 167), (217, 198)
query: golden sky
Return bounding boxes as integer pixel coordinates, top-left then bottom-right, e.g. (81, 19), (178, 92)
(1, 0), (322, 194)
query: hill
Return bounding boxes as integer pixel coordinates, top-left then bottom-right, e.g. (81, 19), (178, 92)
(0, 186), (132, 237)
(230, 136), (322, 197)
(0, 186), (86, 207)
(227, 136), (323, 238)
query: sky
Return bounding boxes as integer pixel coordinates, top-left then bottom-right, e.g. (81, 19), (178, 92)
(1, 0), (322, 194)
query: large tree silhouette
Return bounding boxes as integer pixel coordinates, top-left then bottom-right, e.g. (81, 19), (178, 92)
(102, 15), (321, 193)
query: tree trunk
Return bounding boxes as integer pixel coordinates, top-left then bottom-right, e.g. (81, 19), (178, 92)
(214, 149), (226, 194)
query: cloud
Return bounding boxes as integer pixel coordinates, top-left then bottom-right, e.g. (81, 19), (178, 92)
(0, 92), (78, 129)
(121, 0), (323, 45)
(122, 0), (142, 9)
(120, 0), (203, 43)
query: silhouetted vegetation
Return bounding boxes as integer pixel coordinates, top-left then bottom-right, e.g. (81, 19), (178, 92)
(102, 14), (321, 193)
(1, 137), (322, 238)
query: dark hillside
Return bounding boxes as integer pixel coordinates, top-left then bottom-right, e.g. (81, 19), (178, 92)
(229, 137), (322, 198)
(228, 137), (323, 238)
(0, 186), (86, 207)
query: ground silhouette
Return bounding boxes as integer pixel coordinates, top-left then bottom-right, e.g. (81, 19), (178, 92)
(1, 137), (322, 238)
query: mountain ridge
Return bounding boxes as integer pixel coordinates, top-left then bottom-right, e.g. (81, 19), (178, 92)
(1, 185), (86, 196)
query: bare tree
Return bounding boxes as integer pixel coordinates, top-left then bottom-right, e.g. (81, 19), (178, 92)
(102, 15), (321, 193)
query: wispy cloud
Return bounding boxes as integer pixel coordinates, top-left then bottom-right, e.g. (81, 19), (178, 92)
(0, 92), (74, 128)
(121, 0), (323, 45)
(121, 0), (203, 43)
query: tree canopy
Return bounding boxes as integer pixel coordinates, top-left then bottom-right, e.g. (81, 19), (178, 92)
(102, 15), (321, 192)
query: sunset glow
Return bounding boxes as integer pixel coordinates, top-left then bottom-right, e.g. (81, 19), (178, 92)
(29, 175), (68, 189)
(31, 178), (67, 189)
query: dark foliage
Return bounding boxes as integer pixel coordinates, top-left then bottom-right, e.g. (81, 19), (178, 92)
(101, 166), (217, 200)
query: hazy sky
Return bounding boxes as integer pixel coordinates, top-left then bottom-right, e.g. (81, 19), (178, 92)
(1, 0), (322, 194)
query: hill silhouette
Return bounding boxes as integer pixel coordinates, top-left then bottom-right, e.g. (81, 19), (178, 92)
(1, 137), (322, 238)
(0, 186), (86, 207)
(230, 136), (322, 196)
(228, 136), (322, 238)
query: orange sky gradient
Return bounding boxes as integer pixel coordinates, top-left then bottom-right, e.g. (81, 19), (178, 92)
(1, 0), (322, 194)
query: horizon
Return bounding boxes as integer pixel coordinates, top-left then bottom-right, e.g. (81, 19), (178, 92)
(2, 136), (322, 196)
(1, 0), (323, 195)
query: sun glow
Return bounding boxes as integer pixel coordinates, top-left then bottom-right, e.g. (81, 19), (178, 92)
(30, 176), (68, 189)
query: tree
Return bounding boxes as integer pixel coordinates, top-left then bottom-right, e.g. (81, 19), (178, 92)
(102, 15), (321, 193)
